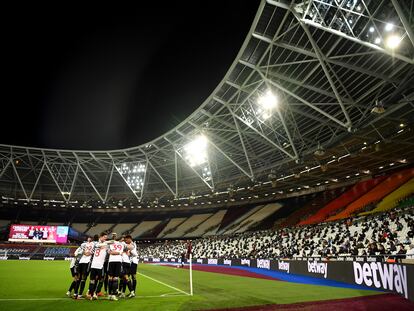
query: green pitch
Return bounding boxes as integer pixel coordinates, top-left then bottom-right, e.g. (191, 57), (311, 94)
(0, 261), (381, 311)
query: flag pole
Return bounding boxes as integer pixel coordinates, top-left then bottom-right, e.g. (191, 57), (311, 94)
(189, 253), (193, 296)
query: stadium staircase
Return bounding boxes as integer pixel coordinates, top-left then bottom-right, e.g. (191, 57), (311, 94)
(326, 167), (414, 221)
(359, 177), (414, 215)
(298, 176), (387, 225)
(280, 187), (347, 227)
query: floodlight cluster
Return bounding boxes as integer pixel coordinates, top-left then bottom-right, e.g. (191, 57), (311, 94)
(183, 135), (208, 167)
(304, 1), (403, 50)
(118, 162), (146, 192)
(256, 90), (278, 121)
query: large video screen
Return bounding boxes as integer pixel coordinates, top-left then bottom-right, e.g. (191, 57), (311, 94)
(8, 225), (69, 244)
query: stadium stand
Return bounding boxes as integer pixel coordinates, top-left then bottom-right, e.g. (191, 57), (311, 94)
(299, 176), (387, 225)
(139, 205), (414, 260)
(70, 223), (89, 233)
(216, 205), (252, 232)
(327, 168), (414, 221)
(86, 223), (113, 236)
(140, 219), (169, 238)
(227, 203), (282, 234)
(131, 220), (162, 238)
(361, 178), (414, 215)
(219, 205), (265, 235)
(280, 187), (348, 227)
(185, 210), (227, 237)
(110, 223), (136, 235)
(164, 214), (212, 238)
(158, 218), (187, 238)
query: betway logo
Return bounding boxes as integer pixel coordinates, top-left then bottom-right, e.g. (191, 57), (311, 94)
(208, 259), (218, 265)
(307, 260), (328, 278)
(223, 259), (232, 266)
(278, 261), (290, 273)
(353, 262), (408, 299)
(241, 259), (250, 267)
(257, 259), (270, 270)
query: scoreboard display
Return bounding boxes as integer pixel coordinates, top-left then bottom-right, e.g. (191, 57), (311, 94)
(8, 225), (69, 244)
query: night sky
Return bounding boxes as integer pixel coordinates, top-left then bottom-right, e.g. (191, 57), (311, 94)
(1, 1), (258, 150)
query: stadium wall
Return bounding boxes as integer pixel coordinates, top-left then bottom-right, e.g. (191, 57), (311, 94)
(142, 257), (414, 302)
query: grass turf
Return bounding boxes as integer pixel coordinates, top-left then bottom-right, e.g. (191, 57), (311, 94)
(0, 261), (382, 311)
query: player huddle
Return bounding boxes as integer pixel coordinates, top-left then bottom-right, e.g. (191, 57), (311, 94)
(67, 232), (138, 301)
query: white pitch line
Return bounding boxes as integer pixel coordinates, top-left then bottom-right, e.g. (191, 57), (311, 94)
(138, 272), (190, 296)
(0, 294), (189, 301)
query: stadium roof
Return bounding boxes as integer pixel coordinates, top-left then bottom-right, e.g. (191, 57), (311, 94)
(1, 0), (413, 209)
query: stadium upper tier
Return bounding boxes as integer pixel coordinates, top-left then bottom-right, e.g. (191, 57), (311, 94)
(1, 0), (414, 209)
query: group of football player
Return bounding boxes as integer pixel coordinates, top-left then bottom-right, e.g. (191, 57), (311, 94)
(67, 232), (138, 301)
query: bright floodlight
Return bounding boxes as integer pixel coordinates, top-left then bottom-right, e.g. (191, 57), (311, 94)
(374, 37), (381, 44)
(184, 135), (208, 167)
(386, 35), (401, 49)
(258, 90), (278, 110)
(369, 26), (374, 33)
(385, 23), (394, 31)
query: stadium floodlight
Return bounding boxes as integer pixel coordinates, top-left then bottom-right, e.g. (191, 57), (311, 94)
(385, 23), (394, 31)
(117, 162), (146, 192)
(369, 26), (374, 33)
(385, 35), (401, 49)
(183, 135), (208, 167)
(258, 90), (277, 110)
(374, 37), (381, 44)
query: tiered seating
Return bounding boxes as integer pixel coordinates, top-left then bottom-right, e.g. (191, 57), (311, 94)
(185, 210), (227, 237)
(140, 220), (169, 238)
(111, 223), (135, 235)
(220, 205), (265, 235)
(131, 221), (162, 238)
(281, 187), (347, 227)
(217, 205), (252, 232)
(71, 223), (89, 233)
(363, 178), (414, 215)
(327, 168), (414, 221)
(232, 203), (282, 234)
(140, 205), (414, 259)
(299, 176), (387, 225)
(87, 224), (113, 236)
(163, 214), (212, 238)
(157, 218), (187, 238)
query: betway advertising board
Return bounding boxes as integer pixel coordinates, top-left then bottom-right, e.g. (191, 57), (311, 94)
(142, 257), (413, 301)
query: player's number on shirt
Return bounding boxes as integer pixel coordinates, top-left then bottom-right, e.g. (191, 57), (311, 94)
(95, 248), (101, 256)
(111, 244), (123, 252)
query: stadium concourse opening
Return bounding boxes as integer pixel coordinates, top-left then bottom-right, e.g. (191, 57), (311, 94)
(1, 0), (414, 310)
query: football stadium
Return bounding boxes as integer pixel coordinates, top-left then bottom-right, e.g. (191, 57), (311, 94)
(1, 0), (414, 310)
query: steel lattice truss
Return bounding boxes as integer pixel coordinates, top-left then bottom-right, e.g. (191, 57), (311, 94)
(1, 0), (414, 207)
